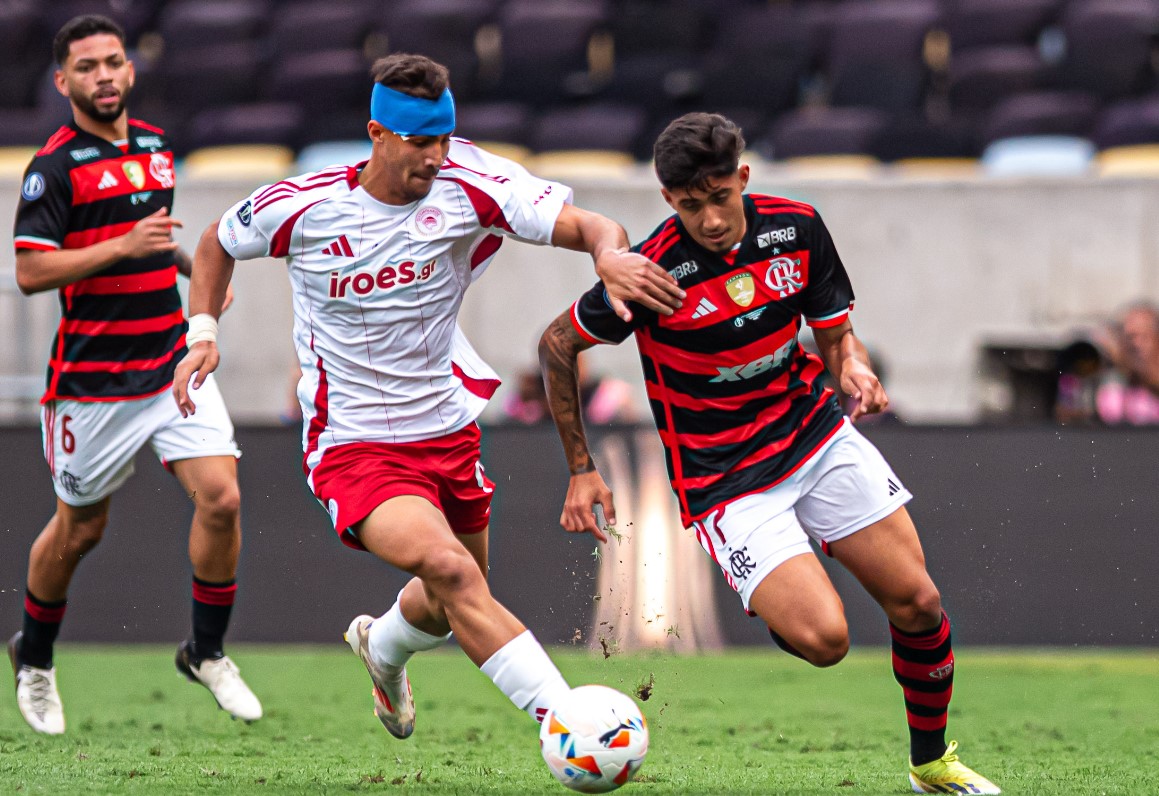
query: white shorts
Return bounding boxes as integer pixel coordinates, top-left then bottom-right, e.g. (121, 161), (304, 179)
(40, 374), (241, 506)
(690, 419), (912, 611)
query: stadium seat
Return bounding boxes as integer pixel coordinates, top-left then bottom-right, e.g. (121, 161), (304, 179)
(869, 115), (982, 161)
(761, 107), (891, 160)
(530, 103), (647, 155)
(267, 1), (377, 54)
(1058, 0), (1159, 98)
(491, 1), (609, 104)
(0, 108), (59, 149)
(1095, 144), (1159, 177)
(825, 0), (943, 112)
(889, 157), (982, 179)
(157, 0), (270, 51)
(40, 1), (159, 45)
(454, 102), (535, 148)
(0, 147), (38, 178)
(0, 3), (48, 108)
(981, 91), (1101, 145)
(1092, 95), (1159, 149)
(944, 0), (1063, 50)
(948, 46), (1045, 114)
(185, 102), (304, 151)
(377, 0), (500, 101)
(295, 141), (373, 173)
(181, 145), (295, 180)
(265, 50), (370, 115)
(524, 150), (637, 179)
(780, 155), (884, 181)
(154, 42), (263, 115)
(980, 135), (1095, 176)
(698, 4), (816, 115)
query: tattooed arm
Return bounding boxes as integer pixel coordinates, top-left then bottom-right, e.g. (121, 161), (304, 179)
(538, 312), (616, 542)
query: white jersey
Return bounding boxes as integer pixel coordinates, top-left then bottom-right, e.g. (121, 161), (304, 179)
(218, 138), (572, 471)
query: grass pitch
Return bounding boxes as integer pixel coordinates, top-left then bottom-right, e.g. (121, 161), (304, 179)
(1, 646), (1156, 794)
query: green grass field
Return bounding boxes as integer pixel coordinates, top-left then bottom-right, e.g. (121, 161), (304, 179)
(2, 646), (1156, 794)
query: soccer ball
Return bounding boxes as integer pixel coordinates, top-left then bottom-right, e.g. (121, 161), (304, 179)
(539, 685), (649, 793)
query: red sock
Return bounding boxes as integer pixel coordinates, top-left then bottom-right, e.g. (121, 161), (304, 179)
(891, 611), (953, 766)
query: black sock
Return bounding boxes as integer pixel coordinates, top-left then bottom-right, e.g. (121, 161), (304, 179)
(21, 589), (67, 669)
(191, 576), (236, 661)
(891, 612), (953, 766)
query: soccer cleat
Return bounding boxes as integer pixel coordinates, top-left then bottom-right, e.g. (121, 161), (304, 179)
(909, 740), (1001, 794)
(175, 641), (263, 723)
(345, 614), (415, 739)
(8, 631), (65, 735)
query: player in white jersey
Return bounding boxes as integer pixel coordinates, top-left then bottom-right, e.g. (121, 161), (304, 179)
(172, 54), (684, 737)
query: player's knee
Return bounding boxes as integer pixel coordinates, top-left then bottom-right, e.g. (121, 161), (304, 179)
(891, 585), (943, 632)
(420, 547), (487, 602)
(195, 480), (242, 526)
(59, 513), (108, 555)
(799, 620), (850, 668)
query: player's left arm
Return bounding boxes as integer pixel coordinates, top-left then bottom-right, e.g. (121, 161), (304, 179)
(550, 204), (684, 322)
(174, 246), (233, 312)
(812, 320), (888, 421)
(538, 311), (614, 542)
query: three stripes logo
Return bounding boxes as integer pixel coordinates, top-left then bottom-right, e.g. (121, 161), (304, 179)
(691, 297), (718, 319)
(96, 170), (119, 190)
(888, 478), (901, 496)
(321, 235), (354, 257)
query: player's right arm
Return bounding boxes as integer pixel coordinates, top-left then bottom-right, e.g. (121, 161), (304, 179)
(538, 281), (646, 541)
(16, 208), (184, 294)
(173, 188), (277, 416)
(538, 312), (613, 542)
(172, 220), (237, 416)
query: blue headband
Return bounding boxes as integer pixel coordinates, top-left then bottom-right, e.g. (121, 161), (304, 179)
(370, 84), (456, 137)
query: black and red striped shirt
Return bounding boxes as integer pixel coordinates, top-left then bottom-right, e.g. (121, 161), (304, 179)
(14, 119), (185, 402)
(570, 194), (855, 526)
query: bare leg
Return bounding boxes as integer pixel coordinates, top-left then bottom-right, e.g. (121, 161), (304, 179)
(746, 551), (850, 667)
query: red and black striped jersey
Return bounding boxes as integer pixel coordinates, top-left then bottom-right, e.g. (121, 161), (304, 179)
(570, 194), (854, 526)
(13, 119), (185, 403)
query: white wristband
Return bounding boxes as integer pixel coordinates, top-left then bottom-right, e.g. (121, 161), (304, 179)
(186, 313), (219, 346)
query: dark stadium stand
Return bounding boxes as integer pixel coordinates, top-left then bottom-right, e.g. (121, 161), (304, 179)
(2, 0), (1159, 168)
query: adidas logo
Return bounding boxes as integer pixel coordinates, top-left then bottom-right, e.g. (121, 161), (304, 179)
(322, 235), (354, 257)
(97, 170), (118, 190)
(888, 478), (901, 496)
(733, 307), (766, 328)
(691, 297), (718, 319)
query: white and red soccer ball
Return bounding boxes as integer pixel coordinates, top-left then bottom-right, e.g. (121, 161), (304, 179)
(539, 685), (649, 793)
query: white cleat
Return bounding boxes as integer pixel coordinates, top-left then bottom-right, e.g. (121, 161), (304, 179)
(345, 614), (415, 739)
(175, 641), (263, 723)
(8, 632), (65, 735)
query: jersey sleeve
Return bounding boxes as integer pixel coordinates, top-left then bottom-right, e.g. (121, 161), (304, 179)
(802, 211), (855, 328)
(443, 139), (573, 245)
(13, 158), (72, 252)
(570, 280), (649, 346)
(217, 189), (276, 260)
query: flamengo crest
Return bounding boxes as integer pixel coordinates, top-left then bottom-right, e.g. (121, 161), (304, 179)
(764, 256), (804, 298)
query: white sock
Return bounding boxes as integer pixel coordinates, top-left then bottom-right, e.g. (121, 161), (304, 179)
(368, 600), (451, 668)
(480, 630), (570, 722)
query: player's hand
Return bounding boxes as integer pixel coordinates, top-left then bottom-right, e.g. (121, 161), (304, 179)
(841, 361), (888, 421)
(596, 248), (684, 322)
(122, 207), (183, 259)
(561, 470), (616, 543)
(220, 283), (235, 314)
(173, 341), (220, 417)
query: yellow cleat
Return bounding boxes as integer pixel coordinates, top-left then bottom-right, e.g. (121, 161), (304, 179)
(909, 740), (1001, 794)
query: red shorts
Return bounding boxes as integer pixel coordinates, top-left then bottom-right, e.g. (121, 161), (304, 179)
(308, 423), (495, 550)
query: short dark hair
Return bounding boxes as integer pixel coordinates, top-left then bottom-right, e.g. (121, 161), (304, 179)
(653, 112), (746, 192)
(54, 15), (126, 66)
(370, 53), (450, 100)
